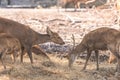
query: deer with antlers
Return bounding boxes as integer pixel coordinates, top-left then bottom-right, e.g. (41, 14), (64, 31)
(68, 27), (120, 72)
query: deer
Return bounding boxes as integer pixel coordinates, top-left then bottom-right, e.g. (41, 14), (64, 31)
(57, 0), (95, 11)
(0, 33), (21, 69)
(32, 45), (50, 61)
(0, 17), (65, 64)
(68, 27), (120, 72)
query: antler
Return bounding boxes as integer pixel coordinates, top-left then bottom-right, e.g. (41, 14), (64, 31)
(71, 34), (75, 49)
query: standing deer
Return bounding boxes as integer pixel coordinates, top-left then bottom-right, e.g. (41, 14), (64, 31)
(68, 27), (120, 72)
(0, 33), (21, 69)
(0, 17), (65, 64)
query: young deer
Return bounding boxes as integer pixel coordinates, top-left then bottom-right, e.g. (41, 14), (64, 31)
(0, 17), (65, 64)
(0, 33), (21, 69)
(32, 45), (50, 61)
(68, 27), (120, 72)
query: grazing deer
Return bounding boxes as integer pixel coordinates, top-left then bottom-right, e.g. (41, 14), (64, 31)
(0, 33), (21, 69)
(0, 17), (65, 64)
(58, 0), (95, 11)
(32, 45), (50, 61)
(68, 27), (120, 72)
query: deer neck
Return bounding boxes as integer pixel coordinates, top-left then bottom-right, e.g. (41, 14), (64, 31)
(74, 43), (86, 54)
(34, 33), (51, 45)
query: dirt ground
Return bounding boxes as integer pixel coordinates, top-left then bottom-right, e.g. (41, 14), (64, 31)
(0, 54), (118, 80)
(0, 8), (120, 80)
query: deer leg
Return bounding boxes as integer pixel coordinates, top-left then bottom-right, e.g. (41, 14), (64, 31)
(82, 49), (92, 70)
(108, 52), (116, 64)
(76, 2), (80, 9)
(74, 3), (78, 11)
(20, 46), (25, 63)
(26, 46), (33, 64)
(116, 58), (120, 72)
(13, 51), (17, 63)
(108, 44), (120, 72)
(95, 50), (99, 70)
(64, 3), (68, 12)
(109, 51), (119, 72)
(57, 0), (60, 12)
(0, 52), (6, 69)
(74, 2), (80, 11)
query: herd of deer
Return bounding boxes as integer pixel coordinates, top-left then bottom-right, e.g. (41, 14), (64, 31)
(57, 0), (95, 11)
(0, 16), (119, 72)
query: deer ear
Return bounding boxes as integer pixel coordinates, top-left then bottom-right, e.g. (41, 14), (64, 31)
(46, 27), (53, 35)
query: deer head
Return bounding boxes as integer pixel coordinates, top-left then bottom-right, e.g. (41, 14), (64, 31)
(46, 27), (65, 45)
(68, 34), (76, 68)
(68, 49), (77, 68)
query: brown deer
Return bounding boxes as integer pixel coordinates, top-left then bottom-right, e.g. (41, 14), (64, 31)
(32, 45), (50, 61)
(0, 33), (21, 69)
(0, 17), (65, 64)
(58, 0), (95, 11)
(68, 27), (120, 72)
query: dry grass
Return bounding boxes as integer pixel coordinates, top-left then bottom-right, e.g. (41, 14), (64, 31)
(0, 53), (118, 80)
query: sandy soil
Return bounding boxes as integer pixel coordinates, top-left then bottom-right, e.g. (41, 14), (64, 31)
(0, 8), (119, 80)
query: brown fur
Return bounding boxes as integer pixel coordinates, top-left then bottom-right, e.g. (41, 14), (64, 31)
(32, 45), (50, 61)
(68, 27), (120, 72)
(108, 52), (116, 63)
(0, 33), (21, 69)
(0, 17), (65, 63)
(58, 0), (94, 10)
